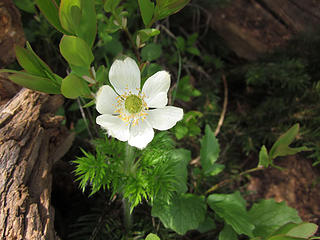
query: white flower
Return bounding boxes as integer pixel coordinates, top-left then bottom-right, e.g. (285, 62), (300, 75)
(96, 57), (183, 149)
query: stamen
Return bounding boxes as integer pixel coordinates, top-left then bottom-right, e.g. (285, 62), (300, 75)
(114, 88), (148, 127)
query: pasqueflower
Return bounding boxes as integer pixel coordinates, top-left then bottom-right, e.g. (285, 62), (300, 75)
(96, 57), (183, 149)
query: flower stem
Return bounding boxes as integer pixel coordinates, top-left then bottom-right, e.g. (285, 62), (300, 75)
(205, 167), (264, 195)
(122, 143), (135, 233)
(123, 197), (132, 234)
(123, 27), (141, 65)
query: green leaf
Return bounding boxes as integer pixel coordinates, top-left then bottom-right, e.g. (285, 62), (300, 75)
(269, 222), (318, 239)
(15, 43), (59, 85)
(14, 0), (36, 13)
(219, 224), (238, 240)
(207, 163), (225, 176)
(269, 124), (311, 160)
(173, 124), (188, 140)
(104, 15), (121, 33)
(59, 35), (94, 67)
(35, 0), (69, 34)
(100, 36), (123, 57)
(186, 46), (200, 56)
(15, 45), (44, 77)
(145, 233), (160, 240)
(138, 0), (155, 26)
(187, 33), (198, 46)
(286, 223), (318, 238)
(152, 193), (206, 235)
(172, 110), (202, 139)
(77, 0), (97, 47)
(248, 199), (302, 237)
(104, 0), (121, 12)
(200, 125), (220, 175)
(176, 36), (185, 51)
(176, 75), (201, 102)
(207, 191), (255, 237)
(170, 149), (191, 194)
(141, 43), (162, 61)
(258, 145), (270, 167)
(197, 216), (216, 233)
(96, 65), (108, 84)
(138, 28), (160, 43)
(154, 0), (190, 21)
(70, 65), (90, 78)
(59, 0), (97, 47)
(82, 99), (95, 108)
(61, 73), (91, 99)
(59, 0), (80, 33)
(2, 70), (60, 94)
(25, 42), (58, 82)
(266, 236), (302, 240)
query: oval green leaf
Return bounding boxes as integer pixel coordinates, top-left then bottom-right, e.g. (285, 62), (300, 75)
(59, 0), (97, 47)
(61, 73), (91, 99)
(35, 0), (69, 34)
(141, 43), (162, 61)
(145, 233), (160, 240)
(152, 193), (206, 235)
(138, 28), (160, 43)
(258, 145), (270, 167)
(5, 70), (60, 94)
(138, 0), (154, 26)
(154, 0), (190, 21)
(60, 35), (94, 67)
(15, 45), (44, 77)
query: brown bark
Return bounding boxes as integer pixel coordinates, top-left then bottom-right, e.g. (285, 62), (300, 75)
(0, 0), (25, 67)
(0, 88), (75, 240)
(209, 0), (320, 60)
(0, 72), (21, 106)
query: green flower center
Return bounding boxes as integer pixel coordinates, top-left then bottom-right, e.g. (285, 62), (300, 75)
(125, 94), (143, 114)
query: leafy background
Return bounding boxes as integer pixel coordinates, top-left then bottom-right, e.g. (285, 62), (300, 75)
(5, 0), (320, 239)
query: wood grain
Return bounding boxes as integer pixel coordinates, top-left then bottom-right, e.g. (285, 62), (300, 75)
(0, 89), (74, 240)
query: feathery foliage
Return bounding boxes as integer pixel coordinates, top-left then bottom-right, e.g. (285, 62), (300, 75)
(73, 132), (188, 209)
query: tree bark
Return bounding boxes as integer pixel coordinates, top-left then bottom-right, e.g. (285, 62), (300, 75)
(209, 0), (320, 60)
(0, 0), (25, 67)
(0, 88), (74, 240)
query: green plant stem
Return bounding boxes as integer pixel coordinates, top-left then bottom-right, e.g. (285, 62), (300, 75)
(171, 47), (182, 104)
(123, 197), (132, 234)
(205, 167), (264, 195)
(122, 143), (135, 233)
(123, 27), (141, 65)
(124, 142), (135, 174)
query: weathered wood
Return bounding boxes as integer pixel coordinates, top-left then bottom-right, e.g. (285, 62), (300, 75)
(0, 89), (74, 240)
(0, 0), (25, 67)
(209, 0), (320, 60)
(0, 73), (21, 106)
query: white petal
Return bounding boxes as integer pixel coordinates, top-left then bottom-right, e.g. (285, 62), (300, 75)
(147, 106), (183, 130)
(128, 120), (154, 149)
(142, 71), (170, 108)
(109, 57), (140, 95)
(96, 85), (118, 114)
(145, 92), (168, 108)
(96, 114), (130, 141)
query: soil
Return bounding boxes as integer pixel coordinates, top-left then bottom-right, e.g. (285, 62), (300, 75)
(247, 155), (320, 225)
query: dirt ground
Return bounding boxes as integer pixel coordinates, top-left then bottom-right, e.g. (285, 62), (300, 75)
(247, 155), (320, 225)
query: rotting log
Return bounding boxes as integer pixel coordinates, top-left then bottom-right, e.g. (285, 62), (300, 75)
(209, 0), (320, 60)
(0, 88), (75, 240)
(0, 0), (25, 67)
